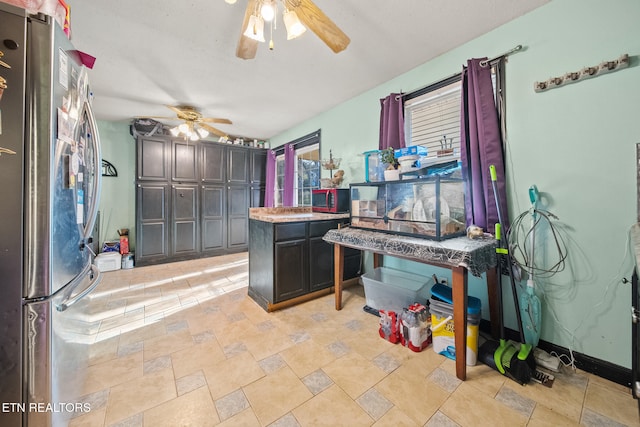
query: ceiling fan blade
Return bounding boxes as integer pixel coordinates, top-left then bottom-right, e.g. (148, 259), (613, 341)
(166, 105), (184, 115)
(236, 0), (259, 60)
(200, 117), (233, 125)
(285, 0), (350, 54)
(199, 123), (228, 138)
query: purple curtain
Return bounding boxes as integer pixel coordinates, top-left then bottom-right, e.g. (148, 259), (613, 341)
(460, 58), (509, 232)
(379, 93), (406, 150)
(264, 150), (276, 207)
(283, 143), (295, 206)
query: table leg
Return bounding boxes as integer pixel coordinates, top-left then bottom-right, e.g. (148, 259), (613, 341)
(486, 267), (500, 340)
(452, 265), (468, 381)
(334, 243), (344, 310)
(373, 253), (382, 269)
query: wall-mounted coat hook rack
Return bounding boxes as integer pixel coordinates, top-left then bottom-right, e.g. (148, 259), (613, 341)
(534, 53), (629, 93)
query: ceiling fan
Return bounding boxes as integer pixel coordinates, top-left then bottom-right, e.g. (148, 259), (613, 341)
(236, 0), (350, 60)
(138, 105), (232, 140)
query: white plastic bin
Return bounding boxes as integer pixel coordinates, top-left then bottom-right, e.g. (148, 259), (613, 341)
(94, 252), (121, 272)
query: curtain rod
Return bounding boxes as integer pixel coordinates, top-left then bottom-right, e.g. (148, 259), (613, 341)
(396, 44), (523, 100)
(479, 44), (523, 67)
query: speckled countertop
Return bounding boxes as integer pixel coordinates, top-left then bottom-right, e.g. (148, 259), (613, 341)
(249, 207), (350, 223)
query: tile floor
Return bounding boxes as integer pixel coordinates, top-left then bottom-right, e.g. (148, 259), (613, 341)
(66, 252), (639, 427)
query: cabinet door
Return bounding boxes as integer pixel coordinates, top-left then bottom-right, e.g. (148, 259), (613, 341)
(172, 140), (198, 182)
(201, 142), (225, 183)
(201, 185), (225, 251)
(227, 185), (249, 248)
(308, 236), (334, 291)
(250, 185), (265, 208)
(275, 239), (307, 302)
(137, 137), (168, 181)
(227, 147), (249, 184)
(250, 150), (267, 207)
(137, 183), (169, 262)
(172, 184), (198, 255)
(250, 150), (267, 184)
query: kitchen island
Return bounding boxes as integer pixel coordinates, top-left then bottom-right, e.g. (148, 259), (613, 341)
(248, 207), (361, 312)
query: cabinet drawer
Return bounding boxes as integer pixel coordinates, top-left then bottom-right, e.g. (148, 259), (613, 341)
(275, 223), (306, 241)
(309, 220), (341, 238)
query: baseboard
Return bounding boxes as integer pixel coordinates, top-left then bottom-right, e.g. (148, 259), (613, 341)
(479, 320), (631, 388)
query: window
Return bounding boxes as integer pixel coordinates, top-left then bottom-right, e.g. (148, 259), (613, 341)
(403, 68), (498, 158)
(274, 130), (321, 207)
(404, 76), (462, 159)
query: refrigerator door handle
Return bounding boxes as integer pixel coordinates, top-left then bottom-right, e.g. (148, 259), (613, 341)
(55, 263), (102, 312)
(80, 99), (103, 241)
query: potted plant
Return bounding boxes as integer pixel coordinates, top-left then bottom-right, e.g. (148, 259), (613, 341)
(380, 147), (400, 180)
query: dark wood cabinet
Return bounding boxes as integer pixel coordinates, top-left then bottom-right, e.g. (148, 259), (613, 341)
(136, 136), (266, 265)
(137, 137), (169, 181)
(227, 146), (249, 184)
(171, 184), (199, 255)
(172, 140), (198, 182)
(308, 236), (334, 292)
(275, 238), (308, 301)
(201, 143), (225, 183)
(248, 218), (361, 311)
(136, 183), (169, 262)
(227, 185), (250, 248)
(250, 150), (267, 208)
(201, 185), (225, 251)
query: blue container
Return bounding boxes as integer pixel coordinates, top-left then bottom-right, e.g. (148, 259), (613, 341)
(394, 145), (428, 158)
(430, 283), (481, 315)
(363, 150), (385, 182)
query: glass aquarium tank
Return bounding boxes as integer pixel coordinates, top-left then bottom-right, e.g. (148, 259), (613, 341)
(349, 176), (466, 241)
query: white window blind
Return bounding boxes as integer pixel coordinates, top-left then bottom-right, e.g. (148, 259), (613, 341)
(404, 69), (496, 157)
(404, 81), (461, 158)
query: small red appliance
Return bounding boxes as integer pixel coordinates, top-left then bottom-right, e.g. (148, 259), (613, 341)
(311, 188), (350, 213)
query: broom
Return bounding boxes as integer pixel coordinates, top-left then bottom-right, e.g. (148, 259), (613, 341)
(489, 165), (536, 385)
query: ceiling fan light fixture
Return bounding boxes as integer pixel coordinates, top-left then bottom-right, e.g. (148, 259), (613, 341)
(244, 14), (265, 42)
(260, 1), (275, 22)
(178, 122), (190, 133)
(224, 0), (237, 4)
(283, 9), (306, 40)
(196, 127), (209, 138)
(170, 126), (180, 136)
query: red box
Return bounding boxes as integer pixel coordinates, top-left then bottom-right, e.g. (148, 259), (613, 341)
(119, 236), (129, 254)
(118, 228), (129, 254)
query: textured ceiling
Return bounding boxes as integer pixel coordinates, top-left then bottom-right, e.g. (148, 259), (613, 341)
(70, 0), (549, 140)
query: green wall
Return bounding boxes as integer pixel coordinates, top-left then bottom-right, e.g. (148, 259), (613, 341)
(270, 0), (640, 368)
(96, 120), (136, 251)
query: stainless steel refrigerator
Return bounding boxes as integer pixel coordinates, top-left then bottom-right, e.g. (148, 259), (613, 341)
(0, 3), (102, 426)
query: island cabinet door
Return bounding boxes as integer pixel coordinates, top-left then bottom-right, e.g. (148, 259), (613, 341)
(274, 239), (308, 302)
(308, 220), (343, 291)
(308, 236), (334, 291)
